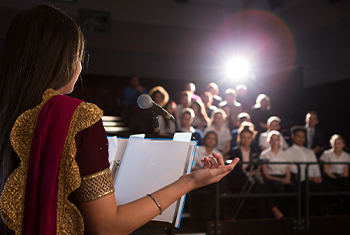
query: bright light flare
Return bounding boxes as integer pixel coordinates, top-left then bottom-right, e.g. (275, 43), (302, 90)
(225, 58), (250, 80)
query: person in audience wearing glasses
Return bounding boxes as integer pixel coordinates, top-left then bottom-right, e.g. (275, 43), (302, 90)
(0, 5), (240, 234)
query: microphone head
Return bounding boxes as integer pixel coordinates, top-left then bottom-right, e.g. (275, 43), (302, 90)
(137, 94), (153, 109)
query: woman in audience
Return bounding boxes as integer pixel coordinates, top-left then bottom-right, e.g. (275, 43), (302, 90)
(191, 100), (211, 133)
(148, 86), (169, 107)
(0, 5), (240, 234)
(260, 131), (294, 215)
(250, 94), (271, 134)
(178, 108), (203, 145)
(320, 134), (350, 213)
(204, 109), (231, 155)
(227, 122), (284, 219)
(193, 131), (222, 170)
(158, 100), (177, 136)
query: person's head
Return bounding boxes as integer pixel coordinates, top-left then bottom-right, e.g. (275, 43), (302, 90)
(148, 86), (169, 107)
(185, 82), (196, 93)
(206, 82), (219, 96)
(164, 100), (176, 115)
(236, 84), (247, 97)
(180, 107), (195, 129)
(130, 76), (140, 87)
(330, 134), (346, 152)
(179, 91), (191, 107)
(267, 130), (282, 150)
(210, 109), (226, 127)
(305, 111), (319, 128)
(237, 112), (250, 126)
(255, 94), (271, 110)
(267, 116), (281, 131)
(291, 126), (307, 146)
(224, 88), (237, 103)
(203, 131), (218, 148)
(190, 100), (209, 121)
(201, 91), (213, 107)
(237, 121), (257, 147)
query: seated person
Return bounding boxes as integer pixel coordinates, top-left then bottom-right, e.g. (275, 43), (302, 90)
(185, 82), (202, 102)
(201, 91), (218, 119)
(231, 112), (259, 153)
(204, 109), (231, 155)
(219, 88), (243, 129)
(320, 134), (350, 213)
(193, 131), (223, 170)
(259, 116), (289, 152)
(176, 91), (192, 127)
(206, 82), (222, 107)
(304, 111), (326, 157)
(178, 107), (203, 145)
(158, 101), (177, 136)
(227, 122), (283, 219)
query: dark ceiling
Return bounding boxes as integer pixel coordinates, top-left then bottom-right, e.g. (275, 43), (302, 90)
(1, 0), (350, 87)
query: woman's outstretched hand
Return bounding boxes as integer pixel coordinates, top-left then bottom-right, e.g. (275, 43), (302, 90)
(181, 153), (239, 191)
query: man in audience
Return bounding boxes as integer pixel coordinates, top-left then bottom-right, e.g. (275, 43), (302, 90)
(259, 116), (289, 152)
(304, 111), (326, 158)
(201, 91), (218, 118)
(185, 82), (202, 102)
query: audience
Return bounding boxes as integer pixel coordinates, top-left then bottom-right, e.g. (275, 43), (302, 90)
(206, 82), (223, 107)
(250, 94), (271, 135)
(204, 109), (231, 155)
(119, 77), (350, 219)
(304, 111), (326, 157)
(259, 116), (289, 152)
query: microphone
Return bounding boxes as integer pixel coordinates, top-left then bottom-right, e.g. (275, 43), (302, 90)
(137, 94), (175, 121)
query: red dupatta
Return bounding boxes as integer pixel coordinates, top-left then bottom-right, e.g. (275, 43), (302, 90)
(21, 94), (82, 234)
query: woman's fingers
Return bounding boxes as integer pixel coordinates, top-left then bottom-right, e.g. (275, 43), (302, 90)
(212, 152), (225, 166)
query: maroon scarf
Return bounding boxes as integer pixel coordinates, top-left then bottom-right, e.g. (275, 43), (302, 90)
(21, 95), (82, 234)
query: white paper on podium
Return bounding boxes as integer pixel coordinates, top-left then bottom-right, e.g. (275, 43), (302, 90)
(111, 135), (196, 227)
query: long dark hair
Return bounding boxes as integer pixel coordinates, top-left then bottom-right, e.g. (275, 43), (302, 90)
(0, 5), (85, 233)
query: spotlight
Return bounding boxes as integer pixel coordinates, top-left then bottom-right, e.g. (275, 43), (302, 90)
(225, 58), (249, 80)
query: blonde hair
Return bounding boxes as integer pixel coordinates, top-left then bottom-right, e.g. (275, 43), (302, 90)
(207, 82), (219, 95)
(330, 134), (345, 147)
(254, 94), (271, 110)
(148, 86), (169, 107)
(237, 121), (257, 144)
(267, 130), (284, 149)
(210, 109), (226, 126)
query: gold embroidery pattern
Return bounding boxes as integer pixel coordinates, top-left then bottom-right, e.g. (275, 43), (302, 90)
(75, 168), (115, 203)
(0, 89), (60, 234)
(57, 101), (103, 234)
(0, 89), (103, 235)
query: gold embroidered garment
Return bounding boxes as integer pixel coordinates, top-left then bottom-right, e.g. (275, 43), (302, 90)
(0, 89), (114, 234)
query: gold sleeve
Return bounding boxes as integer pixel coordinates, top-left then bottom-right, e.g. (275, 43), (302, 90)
(75, 168), (115, 202)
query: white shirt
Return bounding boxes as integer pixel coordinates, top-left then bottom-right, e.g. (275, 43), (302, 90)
(203, 125), (232, 151)
(260, 148), (288, 175)
(158, 115), (176, 135)
(259, 130), (289, 150)
(320, 149), (350, 175)
(285, 144), (321, 182)
(193, 146), (223, 170)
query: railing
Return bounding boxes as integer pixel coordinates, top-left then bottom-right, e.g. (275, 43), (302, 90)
(213, 161), (350, 235)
